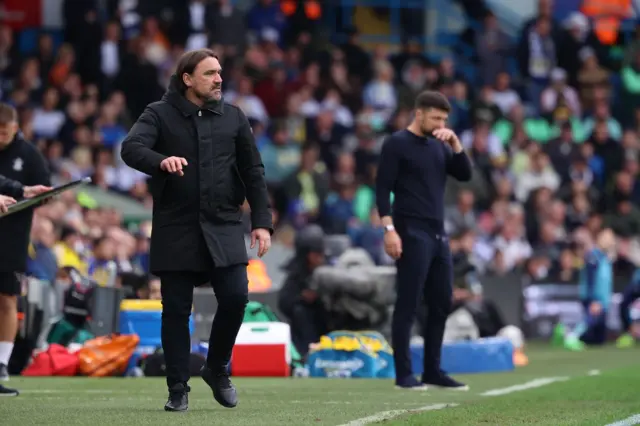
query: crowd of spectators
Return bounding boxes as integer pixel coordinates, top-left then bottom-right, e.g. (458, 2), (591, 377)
(1, 0), (640, 295)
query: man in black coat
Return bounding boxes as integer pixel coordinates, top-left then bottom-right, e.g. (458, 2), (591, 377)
(0, 103), (51, 395)
(120, 48), (273, 412)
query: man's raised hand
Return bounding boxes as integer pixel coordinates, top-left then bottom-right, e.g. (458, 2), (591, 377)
(160, 157), (188, 176)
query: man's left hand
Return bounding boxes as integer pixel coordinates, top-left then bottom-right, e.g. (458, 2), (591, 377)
(432, 128), (463, 153)
(24, 185), (53, 198)
(250, 228), (271, 258)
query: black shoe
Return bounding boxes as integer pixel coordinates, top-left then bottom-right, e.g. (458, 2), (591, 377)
(0, 363), (9, 382)
(0, 384), (19, 396)
(164, 383), (190, 412)
(422, 372), (469, 391)
(395, 375), (428, 390)
(202, 366), (238, 408)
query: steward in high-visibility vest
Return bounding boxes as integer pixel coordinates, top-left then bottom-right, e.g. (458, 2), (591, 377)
(581, 0), (631, 45)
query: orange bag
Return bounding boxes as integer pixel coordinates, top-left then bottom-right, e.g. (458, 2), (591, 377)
(77, 334), (140, 377)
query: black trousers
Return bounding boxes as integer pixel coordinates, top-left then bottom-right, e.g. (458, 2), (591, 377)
(288, 302), (327, 357)
(159, 264), (248, 389)
(391, 217), (453, 382)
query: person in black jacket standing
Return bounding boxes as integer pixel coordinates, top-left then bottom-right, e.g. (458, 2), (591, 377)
(375, 91), (472, 390)
(0, 103), (51, 395)
(121, 49), (273, 412)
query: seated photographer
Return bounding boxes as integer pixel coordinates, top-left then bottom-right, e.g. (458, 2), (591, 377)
(278, 225), (328, 357)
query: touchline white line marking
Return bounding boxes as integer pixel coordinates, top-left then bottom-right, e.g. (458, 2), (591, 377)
(20, 389), (117, 394)
(604, 414), (640, 426)
(480, 377), (570, 397)
(337, 403), (458, 426)
(588, 369), (601, 376)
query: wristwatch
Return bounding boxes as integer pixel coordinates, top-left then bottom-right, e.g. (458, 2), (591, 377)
(384, 224), (395, 233)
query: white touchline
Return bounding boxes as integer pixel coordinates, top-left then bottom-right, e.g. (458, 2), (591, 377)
(337, 403), (458, 426)
(480, 377), (570, 397)
(604, 414), (640, 426)
(20, 389), (118, 394)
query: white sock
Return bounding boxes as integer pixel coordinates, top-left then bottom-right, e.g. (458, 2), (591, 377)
(0, 342), (14, 365)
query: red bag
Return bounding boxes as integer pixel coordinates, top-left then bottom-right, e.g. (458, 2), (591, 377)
(22, 344), (79, 376)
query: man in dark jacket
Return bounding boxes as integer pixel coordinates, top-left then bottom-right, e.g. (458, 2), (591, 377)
(0, 103), (50, 395)
(120, 48), (273, 412)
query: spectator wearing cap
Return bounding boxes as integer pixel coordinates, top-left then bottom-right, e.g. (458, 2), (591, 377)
(277, 224), (328, 356)
(576, 47), (610, 112)
(541, 68), (581, 119)
(557, 11), (595, 87)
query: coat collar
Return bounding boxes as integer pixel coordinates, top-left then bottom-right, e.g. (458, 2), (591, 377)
(162, 74), (224, 117)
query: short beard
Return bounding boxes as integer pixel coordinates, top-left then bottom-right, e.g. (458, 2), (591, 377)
(195, 86), (222, 102)
(421, 118), (434, 136)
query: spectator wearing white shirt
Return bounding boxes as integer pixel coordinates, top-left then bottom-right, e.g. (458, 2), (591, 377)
(224, 76), (269, 125)
(492, 217), (533, 271)
(32, 87), (65, 139)
(515, 151), (560, 202)
(491, 72), (522, 115)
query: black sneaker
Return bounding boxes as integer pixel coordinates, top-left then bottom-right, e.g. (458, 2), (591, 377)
(0, 384), (19, 396)
(395, 376), (429, 391)
(0, 363), (9, 381)
(164, 383), (189, 412)
(422, 372), (469, 391)
(202, 366), (238, 408)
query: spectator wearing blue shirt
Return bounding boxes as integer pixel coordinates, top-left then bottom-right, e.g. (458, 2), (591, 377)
(576, 228), (615, 346)
(260, 121), (301, 186)
(26, 217), (58, 284)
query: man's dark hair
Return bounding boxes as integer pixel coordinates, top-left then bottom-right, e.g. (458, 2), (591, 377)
(174, 48), (219, 93)
(0, 102), (18, 124)
(414, 91), (451, 113)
